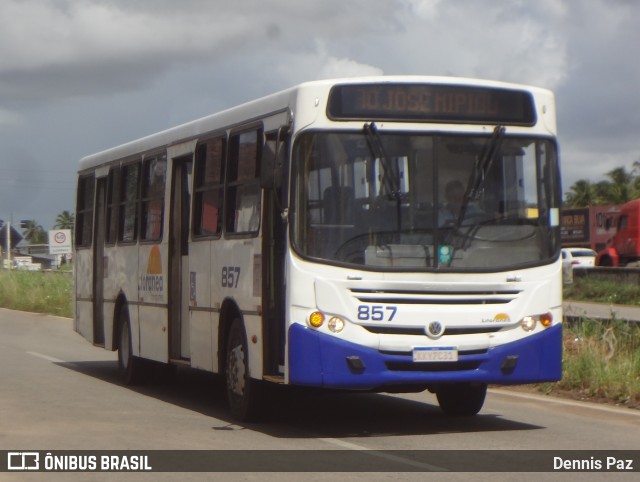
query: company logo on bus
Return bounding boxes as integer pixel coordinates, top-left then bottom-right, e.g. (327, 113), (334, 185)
(140, 245), (163, 296)
(481, 313), (511, 324)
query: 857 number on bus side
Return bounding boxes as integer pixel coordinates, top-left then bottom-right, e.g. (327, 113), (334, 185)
(221, 266), (241, 288)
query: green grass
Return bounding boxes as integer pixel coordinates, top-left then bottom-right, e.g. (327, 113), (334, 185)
(0, 270), (72, 318)
(564, 276), (640, 305)
(551, 319), (640, 407)
(557, 277), (640, 407)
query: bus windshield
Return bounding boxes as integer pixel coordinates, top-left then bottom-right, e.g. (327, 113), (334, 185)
(292, 130), (560, 271)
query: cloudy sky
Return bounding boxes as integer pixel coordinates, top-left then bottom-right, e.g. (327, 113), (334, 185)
(1, 0), (639, 229)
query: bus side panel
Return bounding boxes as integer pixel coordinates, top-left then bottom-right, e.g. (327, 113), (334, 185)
(109, 244), (141, 353)
(138, 306), (168, 362)
(211, 238), (263, 379)
(244, 314), (263, 379)
(101, 245), (122, 350)
(102, 300), (116, 349)
(74, 248), (93, 341)
(138, 243), (168, 362)
(189, 241), (214, 371)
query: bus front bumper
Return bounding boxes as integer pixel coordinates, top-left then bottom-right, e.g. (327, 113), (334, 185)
(288, 323), (562, 390)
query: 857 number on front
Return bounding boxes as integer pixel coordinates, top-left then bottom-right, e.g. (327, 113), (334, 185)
(357, 305), (397, 321)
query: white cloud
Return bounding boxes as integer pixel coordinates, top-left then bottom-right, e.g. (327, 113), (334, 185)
(1, 0), (640, 224)
(0, 1), (242, 72)
(0, 108), (23, 127)
(406, 0), (442, 19)
(318, 57), (384, 79)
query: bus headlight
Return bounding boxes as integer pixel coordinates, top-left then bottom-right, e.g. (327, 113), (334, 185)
(520, 313), (553, 332)
(521, 316), (536, 332)
(328, 317), (345, 333)
(308, 311), (325, 328)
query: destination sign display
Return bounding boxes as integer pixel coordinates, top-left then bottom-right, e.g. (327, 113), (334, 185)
(327, 83), (536, 125)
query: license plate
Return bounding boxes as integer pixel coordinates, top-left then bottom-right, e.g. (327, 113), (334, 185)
(413, 347), (458, 362)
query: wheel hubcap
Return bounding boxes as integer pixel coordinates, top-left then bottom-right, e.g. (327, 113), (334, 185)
(228, 344), (246, 396)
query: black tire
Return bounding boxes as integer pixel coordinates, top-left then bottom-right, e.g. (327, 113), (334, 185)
(225, 318), (262, 422)
(436, 383), (487, 416)
(117, 305), (145, 385)
(599, 256), (613, 267)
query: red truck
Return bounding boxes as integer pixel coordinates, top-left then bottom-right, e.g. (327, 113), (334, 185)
(596, 199), (640, 266)
(561, 205), (620, 252)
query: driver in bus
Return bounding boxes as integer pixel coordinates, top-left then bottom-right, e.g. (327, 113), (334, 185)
(439, 179), (485, 227)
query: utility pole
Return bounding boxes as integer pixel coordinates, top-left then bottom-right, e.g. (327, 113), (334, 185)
(6, 221), (11, 269)
(5, 222), (11, 269)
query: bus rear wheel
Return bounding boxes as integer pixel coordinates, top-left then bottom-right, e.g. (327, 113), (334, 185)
(436, 383), (487, 416)
(117, 305), (144, 385)
(225, 318), (262, 422)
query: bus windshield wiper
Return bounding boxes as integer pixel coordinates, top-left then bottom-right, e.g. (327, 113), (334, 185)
(455, 125), (506, 229)
(363, 122), (400, 196)
(363, 122), (402, 230)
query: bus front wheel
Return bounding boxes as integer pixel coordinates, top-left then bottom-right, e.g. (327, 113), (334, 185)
(436, 383), (487, 416)
(225, 318), (262, 422)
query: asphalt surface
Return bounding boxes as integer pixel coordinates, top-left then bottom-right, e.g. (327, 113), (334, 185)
(563, 301), (640, 322)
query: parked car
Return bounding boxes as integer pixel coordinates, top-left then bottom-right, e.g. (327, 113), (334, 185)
(562, 247), (597, 269)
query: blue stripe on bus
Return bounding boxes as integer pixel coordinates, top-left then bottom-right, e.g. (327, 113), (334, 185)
(288, 323), (562, 389)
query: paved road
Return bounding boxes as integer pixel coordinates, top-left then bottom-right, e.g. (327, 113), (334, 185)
(1, 308), (639, 481)
(563, 301), (640, 322)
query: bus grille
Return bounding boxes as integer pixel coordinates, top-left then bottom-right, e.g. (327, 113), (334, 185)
(350, 288), (520, 305)
(363, 326), (503, 336)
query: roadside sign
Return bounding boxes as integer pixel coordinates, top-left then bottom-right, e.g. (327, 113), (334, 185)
(49, 230), (72, 254)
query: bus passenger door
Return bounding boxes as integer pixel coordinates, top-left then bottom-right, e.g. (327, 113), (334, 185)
(169, 156), (193, 361)
(92, 176), (106, 346)
(262, 128), (289, 377)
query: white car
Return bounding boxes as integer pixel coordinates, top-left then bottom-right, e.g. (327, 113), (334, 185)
(561, 247), (597, 269)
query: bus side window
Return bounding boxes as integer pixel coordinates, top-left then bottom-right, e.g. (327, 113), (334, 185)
(105, 166), (120, 245)
(226, 129), (262, 235)
(194, 137), (225, 237)
(140, 156), (167, 242)
(75, 173), (96, 248)
(118, 162), (141, 243)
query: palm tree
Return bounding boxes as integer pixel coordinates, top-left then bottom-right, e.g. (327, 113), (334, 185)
(54, 210), (75, 230)
(21, 220), (47, 244)
(565, 180), (595, 207)
(592, 180), (614, 205)
(606, 167), (633, 204)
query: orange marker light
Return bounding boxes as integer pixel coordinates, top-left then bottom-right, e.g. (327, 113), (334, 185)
(540, 313), (553, 328)
(309, 311), (325, 328)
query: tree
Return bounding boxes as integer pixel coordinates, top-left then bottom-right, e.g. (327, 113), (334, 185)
(21, 220), (47, 244)
(565, 180), (595, 207)
(605, 167), (633, 204)
(565, 164), (640, 207)
(54, 210), (75, 230)
(592, 180), (614, 205)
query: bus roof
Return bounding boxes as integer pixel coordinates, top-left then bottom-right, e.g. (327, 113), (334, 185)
(77, 75), (553, 172)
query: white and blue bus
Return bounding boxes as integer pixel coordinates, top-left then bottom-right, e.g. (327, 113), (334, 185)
(74, 76), (562, 420)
